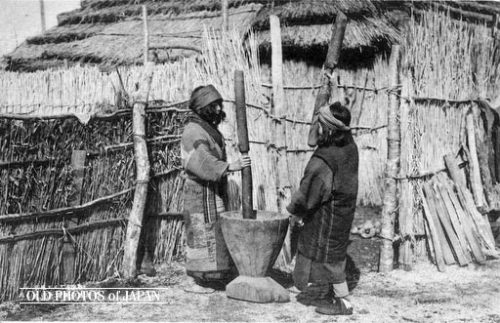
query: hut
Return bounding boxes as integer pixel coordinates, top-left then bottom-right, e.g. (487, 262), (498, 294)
(0, 0), (499, 302)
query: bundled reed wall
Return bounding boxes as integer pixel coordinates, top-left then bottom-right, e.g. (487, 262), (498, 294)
(399, 10), (500, 269)
(261, 58), (391, 206)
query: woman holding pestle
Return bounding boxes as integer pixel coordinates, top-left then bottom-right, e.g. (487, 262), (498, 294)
(287, 101), (359, 315)
(181, 84), (250, 287)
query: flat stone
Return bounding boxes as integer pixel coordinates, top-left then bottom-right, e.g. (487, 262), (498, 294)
(226, 276), (290, 303)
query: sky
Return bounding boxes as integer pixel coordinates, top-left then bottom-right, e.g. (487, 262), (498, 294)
(0, 0), (81, 56)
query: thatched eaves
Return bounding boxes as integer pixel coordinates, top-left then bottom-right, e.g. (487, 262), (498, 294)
(7, 0), (500, 72)
(6, 5), (261, 70)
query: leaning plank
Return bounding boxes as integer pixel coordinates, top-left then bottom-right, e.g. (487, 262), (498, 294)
(430, 182), (471, 265)
(440, 175), (485, 263)
(456, 185), (498, 255)
(422, 183), (456, 265)
(424, 183), (469, 265)
(434, 178), (474, 263)
(421, 191), (446, 271)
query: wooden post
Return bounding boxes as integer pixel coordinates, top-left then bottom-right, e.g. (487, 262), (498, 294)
(122, 11), (154, 277)
(379, 45), (401, 273)
(307, 11), (348, 147)
(61, 150), (86, 283)
(142, 5), (149, 66)
(270, 15), (290, 212)
(235, 70), (255, 219)
(122, 63), (154, 278)
(222, 0), (229, 33)
(39, 0), (46, 33)
(270, 15), (292, 264)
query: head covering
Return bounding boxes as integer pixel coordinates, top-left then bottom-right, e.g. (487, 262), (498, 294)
(189, 85), (223, 112)
(317, 105), (350, 131)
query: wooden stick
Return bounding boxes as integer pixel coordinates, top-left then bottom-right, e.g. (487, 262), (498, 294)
(456, 185), (497, 252)
(426, 183), (470, 266)
(466, 111), (487, 211)
(0, 218), (126, 244)
(434, 179), (473, 263)
(142, 5), (149, 66)
(222, 0), (229, 33)
(421, 192), (446, 272)
(235, 70), (255, 219)
(0, 188), (133, 223)
(39, 0), (46, 33)
(0, 158), (59, 170)
(423, 183), (456, 265)
(356, 72), (369, 124)
(379, 45), (402, 273)
(440, 174), (485, 263)
(307, 11), (348, 147)
(472, 105), (494, 206)
(121, 62), (154, 279)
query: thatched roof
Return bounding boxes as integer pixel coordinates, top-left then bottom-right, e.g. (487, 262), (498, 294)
(4, 0), (500, 71)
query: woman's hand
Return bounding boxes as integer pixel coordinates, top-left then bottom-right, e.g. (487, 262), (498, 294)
(228, 156), (251, 172)
(290, 215), (304, 228)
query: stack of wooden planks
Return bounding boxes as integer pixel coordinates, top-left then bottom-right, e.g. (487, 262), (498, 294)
(422, 170), (498, 272)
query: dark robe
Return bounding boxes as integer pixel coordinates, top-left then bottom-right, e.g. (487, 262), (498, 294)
(287, 134), (359, 263)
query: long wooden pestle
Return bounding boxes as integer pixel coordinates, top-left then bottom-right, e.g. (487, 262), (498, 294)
(234, 70), (255, 219)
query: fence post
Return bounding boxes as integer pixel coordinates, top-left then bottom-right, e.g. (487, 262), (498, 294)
(307, 11), (348, 147)
(122, 8), (154, 278)
(379, 45), (402, 273)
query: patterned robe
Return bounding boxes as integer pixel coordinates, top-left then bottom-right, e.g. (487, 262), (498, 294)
(287, 134), (359, 263)
(181, 114), (229, 219)
(181, 114), (233, 276)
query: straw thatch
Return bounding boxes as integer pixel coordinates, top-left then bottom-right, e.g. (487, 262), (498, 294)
(5, 0), (500, 72)
(5, 5), (261, 71)
(3, 0), (403, 71)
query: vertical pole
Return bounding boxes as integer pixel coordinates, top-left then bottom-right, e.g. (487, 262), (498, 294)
(222, 0), (229, 33)
(235, 70), (255, 219)
(379, 45), (402, 273)
(142, 5), (149, 65)
(307, 11), (348, 147)
(270, 15), (290, 211)
(270, 15), (292, 264)
(39, 0), (46, 33)
(61, 150), (86, 283)
(122, 63), (154, 278)
(122, 9), (154, 277)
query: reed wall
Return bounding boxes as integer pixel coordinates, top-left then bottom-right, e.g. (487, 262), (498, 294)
(399, 10), (500, 269)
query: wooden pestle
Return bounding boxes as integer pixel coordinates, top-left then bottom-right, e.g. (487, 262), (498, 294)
(234, 70), (255, 219)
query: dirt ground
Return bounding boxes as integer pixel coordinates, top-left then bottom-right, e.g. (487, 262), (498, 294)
(2, 207), (500, 322)
(1, 259), (500, 322)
